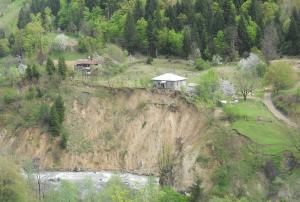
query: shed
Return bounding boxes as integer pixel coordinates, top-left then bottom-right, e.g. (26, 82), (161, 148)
(74, 58), (102, 75)
(152, 73), (187, 91)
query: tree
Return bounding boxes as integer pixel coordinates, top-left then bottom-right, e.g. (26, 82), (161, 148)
(213, 30), (226, 57)
(238, 16), (252, 55)
(145, 0), (158, 20)
(123, 12), (136, 55)
(46, 57), (55, 75)
(58, 56), (67, 79)
(147, 18), (157, 57)
(52, 34), (69, 52)
(54, 95), (65, 123)
(196, 70), (220, 105)
(285, 9), (300, 55)
(17, 4), (31, 29)
(48, 0), (60, 16)
(182, 26), (192, 59)
(261, 22), (279, 62)
(42, 7), (54, 31)
(0, 39), (10, 57)
(234, 69), (257, 100)
(264, 62), (297, 93)
(0, 157), (34, 202)
(134, 0), (144, 21)
(49, 104), (60, 136)
(136, 18), (149, 53)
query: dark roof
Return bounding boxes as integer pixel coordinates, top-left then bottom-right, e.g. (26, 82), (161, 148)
(75, 59), (102, 65)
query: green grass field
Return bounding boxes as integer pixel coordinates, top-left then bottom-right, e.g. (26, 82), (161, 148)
(224, 100), (298, 155)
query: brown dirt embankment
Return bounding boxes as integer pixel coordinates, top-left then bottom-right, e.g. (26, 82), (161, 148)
(0, 87), (216, 190)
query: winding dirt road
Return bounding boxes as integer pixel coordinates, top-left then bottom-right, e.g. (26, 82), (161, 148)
(263, 92), (298, 128)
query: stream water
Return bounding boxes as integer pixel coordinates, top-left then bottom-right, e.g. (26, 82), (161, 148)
(30, 171), (159, 193)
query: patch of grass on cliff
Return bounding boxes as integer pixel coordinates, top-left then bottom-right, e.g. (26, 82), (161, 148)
(224, 100), (296, 154)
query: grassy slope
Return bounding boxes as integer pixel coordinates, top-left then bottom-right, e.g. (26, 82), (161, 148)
(224, 100), (297, 155)
(0, 0), (27, 33)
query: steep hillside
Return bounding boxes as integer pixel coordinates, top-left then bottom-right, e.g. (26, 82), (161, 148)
(0, 86), (217, 190)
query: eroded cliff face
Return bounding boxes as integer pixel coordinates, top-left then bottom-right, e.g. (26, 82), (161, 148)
(0, 88), (216, 190)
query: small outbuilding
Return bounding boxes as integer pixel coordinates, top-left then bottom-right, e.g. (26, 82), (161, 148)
(152, 73), (187, 91)
(74, 58), (102, 75)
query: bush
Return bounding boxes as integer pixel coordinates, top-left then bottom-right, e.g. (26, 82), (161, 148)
(60, 129), (68, 149)
(195, 58), (211, 71)
(146, 57), (153, 64)
(264, 62), (297, 93)
(0, 156), (35, 202)
(25, 87), (36, 100)
(223, 105), (243, 121)
(0, 38), (10, 57)
(52, 34), (69, 52)
(3, 88), (20, 104)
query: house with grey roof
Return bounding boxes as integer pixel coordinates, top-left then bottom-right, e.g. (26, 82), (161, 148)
(151, 73), (187, 91)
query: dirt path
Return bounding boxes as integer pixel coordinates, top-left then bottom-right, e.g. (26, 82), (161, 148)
(263, 92), (298, 128)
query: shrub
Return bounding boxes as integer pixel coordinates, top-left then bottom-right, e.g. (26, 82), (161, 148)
(60, 129), (69, 149)
(264, 62), (297, 93)
(25, 87), (36, 100)
(52, 34), (69, 52)
(256, 62), (268, 77)
(3, 88), (20, 104)
(146, 57), (153, 64)
(194, 58), (211, 71)
(0, 38), (10, 57)
(263, 160), (277, 181)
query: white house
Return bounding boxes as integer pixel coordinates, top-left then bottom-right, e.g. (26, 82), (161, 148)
(151, 73), (187, 91)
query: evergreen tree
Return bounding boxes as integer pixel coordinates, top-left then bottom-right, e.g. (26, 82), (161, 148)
(17, 5), (31, 29)
(48, 0), (61, 16)
(223, 0), (236, 26)
(58, 56), (67, 79)
(145, 0), (158, 20)
(165, 5), (176, 30)
(134, 0), (144, 21)
(238, 16), (251, 55)
(124, 12), (137, 55)
(54, 95), (65, 124)
(183, 26), (192, 59)
(46, 57), (56, 75)
(49, 104), (60, 136)
(147, 18), (157, 57)
(285, 9), (300, 55)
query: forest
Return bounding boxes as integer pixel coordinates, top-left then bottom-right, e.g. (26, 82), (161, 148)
(0, 0), (299, 62)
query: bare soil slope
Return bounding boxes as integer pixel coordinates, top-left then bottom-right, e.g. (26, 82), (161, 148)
(0, 87), (216, 190)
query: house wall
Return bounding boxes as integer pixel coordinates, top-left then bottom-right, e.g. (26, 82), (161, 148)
(153, 80), (187, 91)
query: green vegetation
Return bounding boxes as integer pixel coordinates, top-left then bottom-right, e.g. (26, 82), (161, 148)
(0, 156), (35, 202)
(224, 100), (297, 154)
(42, 176), (188, 202)
(264, 62), (297, 93)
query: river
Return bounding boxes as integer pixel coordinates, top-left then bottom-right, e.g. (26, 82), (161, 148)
(29, 171), (159, 193)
